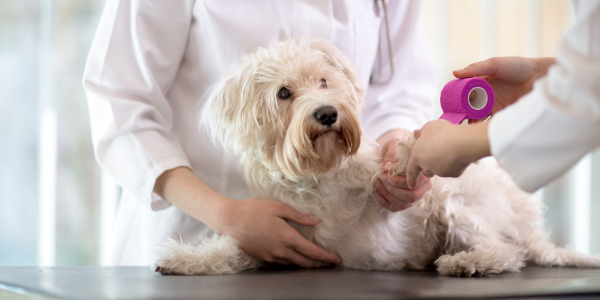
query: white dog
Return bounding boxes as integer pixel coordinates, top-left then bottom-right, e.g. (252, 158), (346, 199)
(154, 38), (600, 276)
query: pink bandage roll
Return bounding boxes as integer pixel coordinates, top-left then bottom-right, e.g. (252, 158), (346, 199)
(439, 78), (495, 124)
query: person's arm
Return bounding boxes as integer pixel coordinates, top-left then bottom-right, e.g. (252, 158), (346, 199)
(84, 0), (340, 267)
(83, 0), (195, 210)
(487, 1), (600, 192)
(364, 0), (436, 212)
(404, 56), (555, 185)
(407, 1), (600, 191)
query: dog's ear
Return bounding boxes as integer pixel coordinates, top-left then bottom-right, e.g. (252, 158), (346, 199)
(309, 38), (364, 108)
(201, 64), (260, 154)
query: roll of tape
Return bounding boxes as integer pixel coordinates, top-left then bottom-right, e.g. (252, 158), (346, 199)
(439, 78), (495, 124)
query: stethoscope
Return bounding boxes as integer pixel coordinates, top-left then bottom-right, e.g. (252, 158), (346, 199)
(372, 0), (395, 85)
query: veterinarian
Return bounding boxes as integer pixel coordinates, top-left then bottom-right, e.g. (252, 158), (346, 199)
(83, 0), (436, 267)
(406, 0), (600, 195)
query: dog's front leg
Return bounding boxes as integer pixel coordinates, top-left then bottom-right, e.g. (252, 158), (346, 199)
(389, 135), (416, 177)
(154, 234), (260, 275)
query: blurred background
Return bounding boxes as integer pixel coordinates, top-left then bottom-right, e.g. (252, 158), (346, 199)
(1, 0), (598, 266)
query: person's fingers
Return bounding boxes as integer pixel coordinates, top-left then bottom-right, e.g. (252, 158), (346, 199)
(379, 173), (429, 190)
(291, 233), (341, 264)
(375, 188), (396, 211)
(381, 143), (397, 172)
(285, 250), (327, 268)
(379, 180), (428, 204)
(374, 178), (387, 191)
(380, 173), (409, 189)
(270, 258), (293, 265)
(413, 129), (421, 139)
(376, 186), (413, 211)
(416, 173), (430, 188)
(376, 181), (411, 205)
(274, 206), (340, 263)
(422, 170), (435, 178)
(405, 157), (422, 189)
(453, 58), (500, 78)
(452, 68), (473, 78)
(376, 178), (414, 203)
(275, 203), (320, 226)
(469, 90), (477, 101)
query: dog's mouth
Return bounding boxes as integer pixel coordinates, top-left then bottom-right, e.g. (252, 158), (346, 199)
(312, 129), (336, 141)
(311, 128), (351, 153)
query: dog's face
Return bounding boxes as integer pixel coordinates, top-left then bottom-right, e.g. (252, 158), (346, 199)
(203, 38), (364, 180)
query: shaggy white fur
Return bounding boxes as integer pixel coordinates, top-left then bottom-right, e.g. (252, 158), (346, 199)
(154, 38), (600, 276)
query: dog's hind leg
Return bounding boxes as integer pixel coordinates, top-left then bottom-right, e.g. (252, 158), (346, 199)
(524, 227), (600, 268)
(435, 242), (527, 277)
(154, 234), (260, 275)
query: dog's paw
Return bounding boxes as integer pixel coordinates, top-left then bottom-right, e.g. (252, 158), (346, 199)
(154, 265), (181, 275)
(436, 253), (479, 277)
(435, 251), (508, 277)
(154, 235), (259, 275)
(389, 135), (415, 177)
(153, 240), (204, 275)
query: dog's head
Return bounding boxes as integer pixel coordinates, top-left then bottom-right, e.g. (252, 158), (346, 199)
(203, 38), (364, 180)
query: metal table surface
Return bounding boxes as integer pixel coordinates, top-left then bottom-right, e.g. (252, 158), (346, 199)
(1, 266), (600, 299)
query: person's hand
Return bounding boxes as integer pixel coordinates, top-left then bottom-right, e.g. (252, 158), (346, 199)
(216, 197), (342, 268)
(405, 120), (491, 187)
(454, 57), (556, 118)
(375, 137), (432, 212)
(153, 167), (340, 269)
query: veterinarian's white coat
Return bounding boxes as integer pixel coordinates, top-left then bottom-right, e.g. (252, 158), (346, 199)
(83, 0), (435, 265)
(489, 0), (600, 192)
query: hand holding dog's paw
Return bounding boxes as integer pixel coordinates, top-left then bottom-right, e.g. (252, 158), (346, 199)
(218, 198), (342, 268)
(406, 120), (492, 188)
(375, 135), (431, 212)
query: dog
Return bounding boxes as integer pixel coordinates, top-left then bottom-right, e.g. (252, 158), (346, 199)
(154, 38), (600, 276)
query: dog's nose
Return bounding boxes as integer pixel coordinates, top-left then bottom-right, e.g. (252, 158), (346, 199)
(313, 106), (338, 126)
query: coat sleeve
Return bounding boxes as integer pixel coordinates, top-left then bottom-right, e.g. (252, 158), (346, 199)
(488, 0), (600, 192)
(361, 0), (436, 140)
(83, 0), (195, 210)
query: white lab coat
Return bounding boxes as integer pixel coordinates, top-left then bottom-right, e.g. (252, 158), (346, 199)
(489, 0), (600, 193)
(83, 0), (435, 266)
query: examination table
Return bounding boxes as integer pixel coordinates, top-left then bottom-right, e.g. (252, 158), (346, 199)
(1, 266), (600, 299)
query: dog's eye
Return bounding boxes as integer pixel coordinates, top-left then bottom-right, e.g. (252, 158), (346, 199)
(320, 78), (327, 89)
(277, 87), (292, 100)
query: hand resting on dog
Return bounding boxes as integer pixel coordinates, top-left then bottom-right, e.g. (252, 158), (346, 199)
(154, 167), (341, 268)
